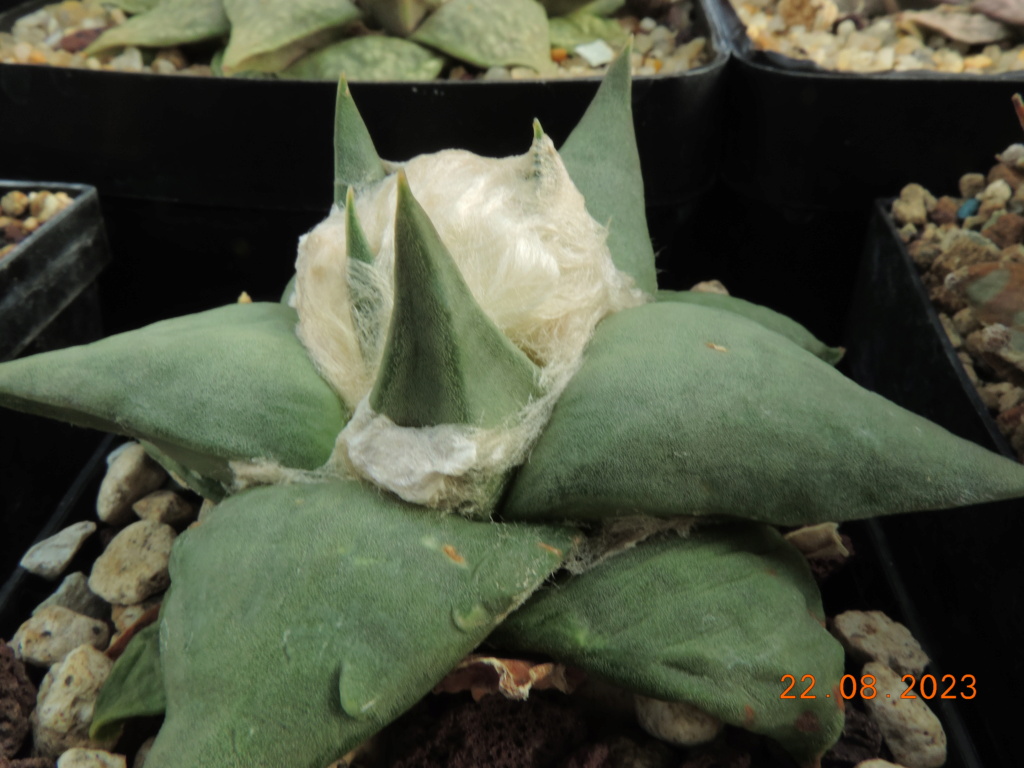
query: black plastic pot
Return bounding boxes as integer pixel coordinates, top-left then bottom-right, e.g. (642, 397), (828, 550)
(0, 180), (110, 588)
(705, 0), (1024, 210)
(688, 0), (1024, 344)
(0, 181), (109, 361)
(0, 0), (728, 333)
(845, 201), (1021, 768)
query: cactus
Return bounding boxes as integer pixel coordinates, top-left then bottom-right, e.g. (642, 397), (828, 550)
(86, 0), (633, 78)
(4, 51), (1024, 767)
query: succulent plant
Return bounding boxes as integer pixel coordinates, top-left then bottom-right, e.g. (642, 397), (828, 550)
(88, 0), (634, 79)
(4, 51), (1024, 768)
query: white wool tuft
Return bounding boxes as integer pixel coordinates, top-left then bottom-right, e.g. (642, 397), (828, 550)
(293, 136), (648, 511)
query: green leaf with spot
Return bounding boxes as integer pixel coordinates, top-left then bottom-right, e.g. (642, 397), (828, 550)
(559, 42), (657, 295)
(86, 0), (228, 55)
(493, 523), (845, 762)
(503, 302), (1024, 525)
(282, 35), (446, 82)
(657, 290), (844, 365)
(548, 10), (627, 49)
(140, 481), (574, 768)
(91, 622), (166, 741)
(0, 303), (346, 492)
(221, 0), (362, 73)
(411, 0), (553, 73)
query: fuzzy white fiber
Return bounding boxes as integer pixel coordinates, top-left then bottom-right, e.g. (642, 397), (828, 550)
(292, 133), (647, 511)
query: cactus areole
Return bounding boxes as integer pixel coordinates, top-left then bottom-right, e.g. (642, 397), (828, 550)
(2, 51), (1024, 768)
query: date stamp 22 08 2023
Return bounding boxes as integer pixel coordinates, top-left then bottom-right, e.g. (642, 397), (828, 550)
(780, 673), (977, 701)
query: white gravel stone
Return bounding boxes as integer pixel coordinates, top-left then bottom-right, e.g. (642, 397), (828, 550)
(34, 572), (109, 621)
(832, 611), (929, 675)
(785, 522), (849, 559)
(575, 39), (615, 67)
(10, 606), (110, 668)
(634, 695), (723, 746)
(132, 489), (197, 528)
(862, 662), (947, 768)
(20, 521), (97, 580)
(96, 443), (167, 526)
(58, 748), (128, 768)
(32, 645), (119, 758)
(855, 760), (907, 768)
(88, 520), (175, 605)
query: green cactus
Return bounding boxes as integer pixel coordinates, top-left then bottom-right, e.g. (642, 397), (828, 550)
(5, 51), (1024, 767)
(84, 0), (629, 78)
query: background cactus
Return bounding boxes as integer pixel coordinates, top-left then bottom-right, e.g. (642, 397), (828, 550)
(3, 51), (1024, 767)
(87, 0), (641, 78)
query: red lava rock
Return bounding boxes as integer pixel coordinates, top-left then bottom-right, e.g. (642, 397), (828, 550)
(929, 196), (960, 225)
(821, 706), (883, 768)
(386, 693), (589, 768)
(2, 222), (28, 245)
(0, 644), (36, 759)
(59, 28), (106, 53)
(983, 212), (1024, 249)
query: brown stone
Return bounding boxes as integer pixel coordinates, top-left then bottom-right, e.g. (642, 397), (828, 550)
(928, 196), (960, 225)
(983, 211), (1024, 248)
(0, 644), (36, 758)
(928, 230), (1000, 282)
(988, 162), (1024, 192)
(907, 239), (942, 270)
(0, 758), (55, 767)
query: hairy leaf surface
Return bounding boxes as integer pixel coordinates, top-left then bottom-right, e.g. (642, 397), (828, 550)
(504, 302), (1024, 524)
(657, 290), (844, 364)
(493, 523), (845, 761)
(559, 43), (656, 294)
(0, 303), (346, 490)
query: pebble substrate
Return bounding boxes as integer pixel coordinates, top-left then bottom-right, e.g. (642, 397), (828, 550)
(732, 0), (1024, 73)
(0, 190), (74, 262)
(891, 144), (1024, 462)
(0, 0), (709, 79)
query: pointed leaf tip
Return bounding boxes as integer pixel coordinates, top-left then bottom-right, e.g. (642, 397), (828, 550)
(532, 118), (544, 141)
(559, 37), (656, 295)
(371, 181), (540, 428)
(334, 78), (386, 203)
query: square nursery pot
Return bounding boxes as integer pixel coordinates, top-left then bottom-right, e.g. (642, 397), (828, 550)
(688, 0), (1024, 343)
(0, 180), (111, 587)
(0, 0), (727, 334)
(845, 201), (1022, 768)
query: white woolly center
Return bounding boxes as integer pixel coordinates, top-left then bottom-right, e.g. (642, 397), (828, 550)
(292, 137), (647, 510)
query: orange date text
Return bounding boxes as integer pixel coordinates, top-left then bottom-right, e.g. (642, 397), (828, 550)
(780, 673), (976, 700)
